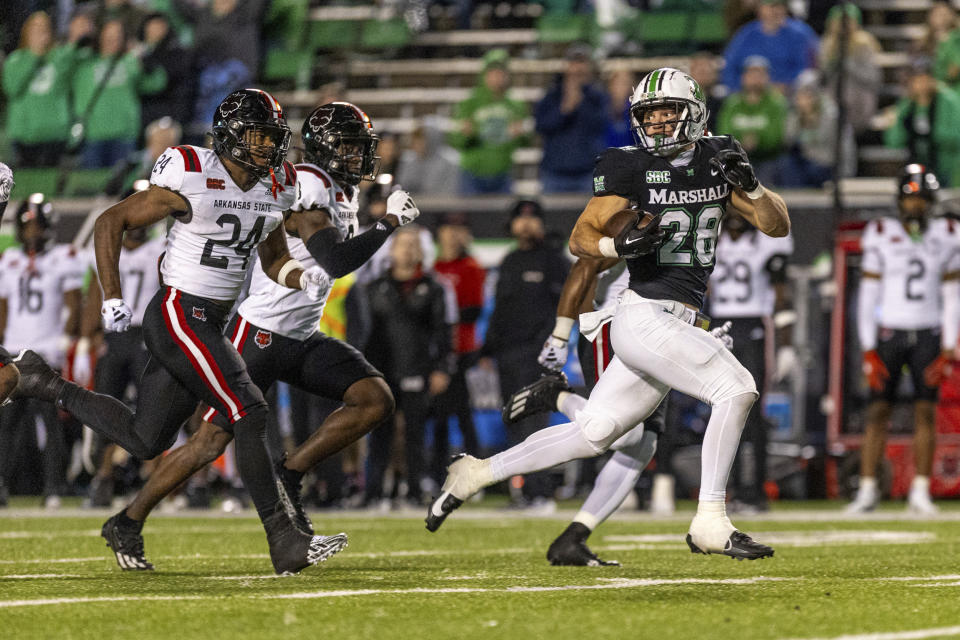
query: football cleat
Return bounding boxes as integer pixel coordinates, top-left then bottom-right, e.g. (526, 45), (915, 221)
(547, 523), (620, 567)
(101, 512), (154, 571)
(264, 510), (347, 575)
(425, 454), (491, 532)
(11, 350), (65, 404)
(907, 490), (939, 516)
(685, 530), (774, 561)
(502, 372), (572, 425)
(275, 455), (313, 534)
(845, 485), (879, 514)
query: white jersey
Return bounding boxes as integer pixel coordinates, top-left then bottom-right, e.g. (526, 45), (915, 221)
(0, 244), (86, 366)
(150, 145), (296, 301)
(88, 238), (165, 327)
(709, 230), (793, 318)
(861, 216), (960, 330)
(236, 163), (352, 341)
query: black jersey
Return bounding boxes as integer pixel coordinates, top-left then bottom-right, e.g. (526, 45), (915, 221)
(592, 135), (737, 309)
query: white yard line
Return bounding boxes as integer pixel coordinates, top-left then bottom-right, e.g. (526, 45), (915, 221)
(780, 626), (960, 640)
(603, 531), (936, 547)
(0, 574), (81, 579)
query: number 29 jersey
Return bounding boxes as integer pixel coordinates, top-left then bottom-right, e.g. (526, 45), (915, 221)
(861, 216), (960, 330)
(150, 145), (296, 302)
(592, 135), (737, 309)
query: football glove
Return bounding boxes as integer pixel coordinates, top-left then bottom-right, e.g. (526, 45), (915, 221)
(614, 212), (665, 259)
(862, 349), (890, 392)
(299, 266), (333, 302)
(710, 321), (734, 350)
(387, 189), (420, 226)
(538, 335), (569, 372)
(72, 338), (93, 387)
(774, 345), (798, 383)
(923, 352), (955, 387)
(101, 298), (133, 333)
(710, 140), (760, 193)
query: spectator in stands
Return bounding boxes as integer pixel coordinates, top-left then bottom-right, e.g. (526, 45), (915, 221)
(2, 11), (90, 168)
(717, 56), (789, 186)
(138, 13), (194, 130)
(362, 226), (453, 508)
(93, 0), (149, 38)
(688, 51), (725, 134)
(396, 120), (461, 195)
(919, 1), (956, 57)
(535, 44), (609, 193)
(73, 19), (167, 168)
(104, 116), (182, 197)
(935, 4), (960, 90)
(480, 200), (569, 508)
(431, 212), (485, 480)
(782, 71), (855, 187)
(449, 49), (528, 195)
(722, 0), (818, 93)
(604, 69), (633, 149)
(886, 57), (960, 187)
(819, 4), (881, 135)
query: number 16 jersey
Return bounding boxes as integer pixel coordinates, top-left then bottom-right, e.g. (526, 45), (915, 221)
(149, 145), (296, 302)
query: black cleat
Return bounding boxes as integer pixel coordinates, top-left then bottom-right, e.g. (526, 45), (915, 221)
(502, 372), (572, 425)
(686, 530), (775, 561)
(101, 512), (153, 571)
(263, 510), (347, 575)
(425, 492), (463, 532)
(547, 523), (621, 567)
(11, 350), (65, 404)
(275, 455), (313, 534)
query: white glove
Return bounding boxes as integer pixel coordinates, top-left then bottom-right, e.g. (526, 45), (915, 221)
(775, 345), (798, 383)
(710, 321), (734, 350)
(386, 189), (420, 226)
(101, 298), (133, 333)
(299, 266), (332, 302)
(72, 337), (93, 387)
(538, 335), (569, 372)
(0, 162), (13, 203)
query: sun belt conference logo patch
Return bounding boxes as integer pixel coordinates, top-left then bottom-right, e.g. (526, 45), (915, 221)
(255, 329), (272, 349)
(646, 170), (670, 184)
(594, 176), (605, 192)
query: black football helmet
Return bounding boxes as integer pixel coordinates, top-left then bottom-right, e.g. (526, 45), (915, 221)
(301, 102), (380, 186)
(897, 163), (939, 236)
(212, 88), (291, 178)
(15, 194), (57, 253)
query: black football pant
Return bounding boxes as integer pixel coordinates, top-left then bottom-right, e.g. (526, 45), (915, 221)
(365, 385), (430, 502)
(430, 352), (481, 482)
(56, 287), (281, 519)
(0, 397), (66, 498)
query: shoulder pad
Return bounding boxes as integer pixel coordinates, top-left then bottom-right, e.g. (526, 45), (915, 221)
(293, 164), (333, 212)
(150, 146), (189, 192)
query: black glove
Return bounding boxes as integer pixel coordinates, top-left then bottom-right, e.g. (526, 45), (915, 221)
(709, 140), (760, 192)
(614, 212), (665, 258)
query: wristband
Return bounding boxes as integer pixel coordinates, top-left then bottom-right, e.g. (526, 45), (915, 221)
(746, 185), (765, 200)
(277, 259), (304, 286)
(598, 236), (618, 258)
(552, 316), (575, 341)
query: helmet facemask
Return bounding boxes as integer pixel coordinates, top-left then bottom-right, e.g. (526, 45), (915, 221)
(318, 131), (380, 186)
(631, 99), (702, 157)
(224, 121), (291, 178)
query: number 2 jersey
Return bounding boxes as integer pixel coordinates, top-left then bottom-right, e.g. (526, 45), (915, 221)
(150, 145), (296, 302)
(0, 244), (86, 366)
(861, 216), (960, 330)
(592, 135), (738, 309)
(709, 229), (793, 318)
(236, 163), (357, 341)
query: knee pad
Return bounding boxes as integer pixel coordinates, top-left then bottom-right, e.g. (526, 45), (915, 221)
(575, 409), (624, 453)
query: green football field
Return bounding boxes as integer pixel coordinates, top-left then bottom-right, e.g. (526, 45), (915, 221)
(3, 501), (960, 640)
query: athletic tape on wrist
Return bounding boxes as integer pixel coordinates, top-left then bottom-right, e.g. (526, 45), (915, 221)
(746, 185), (765, 200)
(277, 259), (304, 286)
(598, 236), (618, 258)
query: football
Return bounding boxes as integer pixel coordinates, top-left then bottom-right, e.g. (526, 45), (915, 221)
(604, 208), (655, 237)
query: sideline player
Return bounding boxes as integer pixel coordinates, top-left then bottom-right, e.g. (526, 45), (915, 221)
(12, 89), (339, 574)
(95, 102), (419, 569)
(848, 164), (960, 514)
(427, 68), (789, 560)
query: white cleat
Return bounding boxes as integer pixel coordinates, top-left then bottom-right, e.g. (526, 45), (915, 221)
(649, 473), (676, 515)
(907, 491), (939, 516)
(425, 454), (492, 532)
(845, 486), (879, 514)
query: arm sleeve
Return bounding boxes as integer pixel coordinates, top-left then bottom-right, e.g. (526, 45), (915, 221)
(592, 148), (636, 199)
(858, 276), (882, 351)
(304, 221), (395, 279)
(942, 279), (960, 351)
(149, 147), (186, 193)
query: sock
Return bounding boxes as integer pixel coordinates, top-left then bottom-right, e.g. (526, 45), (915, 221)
(698, 393), (754, 503)
(232, 408), (283, 521)
(57, 383), (147, 458)
(696, 499), (727, 518)
(489, 421), (597, 483)
(910, 475), (929, 495)
(575, 450), (646, 530)
(559, 392), (586, 420)
(859, 476), (878, 496)
(118, 508), (143, 532)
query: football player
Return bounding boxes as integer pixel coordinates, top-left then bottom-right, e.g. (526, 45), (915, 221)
(428, 68), (790, 560)
(848, 164), (960, 514)
(0, 163), (21, 506)
(12, 89), (341, 574)
(0, 195), (85, 507)
(92, 102), (419, 570)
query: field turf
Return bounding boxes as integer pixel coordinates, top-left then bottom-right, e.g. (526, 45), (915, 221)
(3, 500), (960, 640)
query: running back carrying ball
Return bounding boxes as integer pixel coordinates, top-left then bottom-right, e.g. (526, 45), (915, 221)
(599, 208), (664, 259)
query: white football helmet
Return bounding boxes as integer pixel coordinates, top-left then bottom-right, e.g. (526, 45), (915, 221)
(630, 68), (708, 157)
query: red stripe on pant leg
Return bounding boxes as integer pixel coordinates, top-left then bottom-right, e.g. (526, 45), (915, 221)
(601, 323), (613, 370)
(206, 317), (250, 424)
(593, 332), (603, 383)
(161, 289), (246, 422)
(171, 299), (247, 422)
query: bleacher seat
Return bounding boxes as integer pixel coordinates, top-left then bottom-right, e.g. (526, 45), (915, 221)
(309, 20), (362, 51)
(691, 11), (727, 45)
(360, 18), (412, 50)
(536, 14), (592, 44)
(262, 48), (313, 89)
(11, 169), (59, 197)
(635, 12), (692, 53)
(62, 169), (113, 197)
